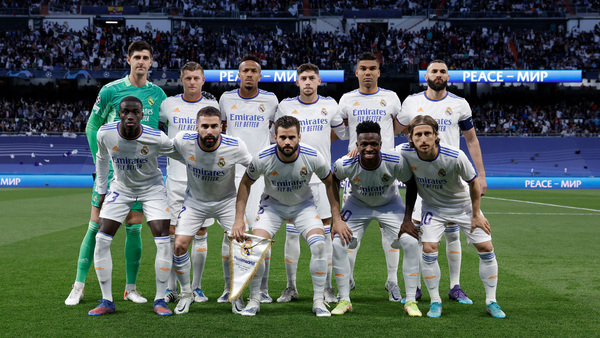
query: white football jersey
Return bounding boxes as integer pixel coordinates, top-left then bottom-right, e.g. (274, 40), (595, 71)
(160, 94), (220, 182)
(173, 132), (252, 202)
(219, 89), (278, 157)
(96, 122), (181, 195)
(397, 91), (472, 147)
(246, 143), (331, 206)
(338, 88), (401, 150)
(333, 150), (412, 208)
(276, 95), (346, 183)
(397, 142), (477, 210)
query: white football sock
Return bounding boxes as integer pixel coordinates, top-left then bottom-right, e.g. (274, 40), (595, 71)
(261, 248), (270, 291)
(324, 226), (333, 288)
(445, 228), (462, 288)
(422, 251), (441, 304)
(94, 232), (113, 302)
(348, 238), (361, 286)
(154, 236), (172, 301)
(399, 233), (420, 302)
(173, 252), (192, 295)
(308, 234), (327, 301)
(479, 250), (498, 305)
(332, 235), (350, 302)
(284, 224), (301, 289)
(167, 235), (177, 291)
(221, 233), (230, 290)
(381, 227), (399, 284)
(191, 233), (207, 290)
(249, 259), (265, 302)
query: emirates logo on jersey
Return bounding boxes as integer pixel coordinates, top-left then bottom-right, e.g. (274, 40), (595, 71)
(148, 97), (154, 106)
(300, 167), (308, 177)
(445, 107), (452, 116)
(141, 145), (149, 155)
(382, 174), (390, 182)
(438, 168), (447, 177)
(321, 108), (327, 116)
(380, 99), (387, 107)
(258, 104), (265, 113)
(218, 157), (226, 167)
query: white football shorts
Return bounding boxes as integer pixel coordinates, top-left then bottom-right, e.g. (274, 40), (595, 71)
(419, 202), (491, 245)
(253, 197), (324, 239)
(99, 184), (170, 223)
(341, 194), (405, 244)
(175, 194), (241, 236)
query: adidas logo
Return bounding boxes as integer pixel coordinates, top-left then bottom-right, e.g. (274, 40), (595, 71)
(166, 208), (170, 212)
(411, 166), (417, 171)
(315, 215), (321, 219)
(417, 107), (424, 112)
(189, 155), (196, 161)
(353, 177), (361, 182)
(270, 170), (279, 176)
(112, 146), (120, 151)
(291, 110), (298, 114)
(231, 105), (238, 109)
(353, 101), (360, 106)
(173, 107), (181, 112)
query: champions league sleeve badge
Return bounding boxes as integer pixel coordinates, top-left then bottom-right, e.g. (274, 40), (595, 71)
(226, 232), (273, 302)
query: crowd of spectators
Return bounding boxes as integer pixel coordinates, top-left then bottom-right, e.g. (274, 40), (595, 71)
(1, 20), (600, 73)
(0, 97), (90, 134)
(1, 94), (598, 136)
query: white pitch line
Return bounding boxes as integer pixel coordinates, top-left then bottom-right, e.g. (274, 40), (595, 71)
(484, 196), (600, 213)
(485, 212), (598, 216)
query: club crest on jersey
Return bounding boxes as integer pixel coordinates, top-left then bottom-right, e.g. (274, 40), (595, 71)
(240, 240), (253, 257)
(258, 104), (265, 113)
(438, 168), (447, 177)
(218, 157), (226, 167)
(445, 107), (452, 116)
(382, 174), (390, 182)
(148, 97), (154, 106)
(321, 108), (327, 116)
(380, 99), (387, 107)
(141, 145), (149, 155)
(248, 162), (256, 173)
(300, 167), (308, 177)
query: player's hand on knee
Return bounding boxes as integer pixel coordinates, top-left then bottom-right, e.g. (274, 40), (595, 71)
(471, 214), (491, 235)
(331, 220), (352, 245)
(399, 219), (419, 240)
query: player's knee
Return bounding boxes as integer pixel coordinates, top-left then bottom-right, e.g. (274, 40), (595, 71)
(399, 233), (419, 251)
(474, 241), (494, 253)
(444, 229), (460, 243)
(197, 227), (207, 236)
(422, 242), (438, 254)
(308, 234), (326, 258)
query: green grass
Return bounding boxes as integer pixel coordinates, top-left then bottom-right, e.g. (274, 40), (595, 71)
(1, 188), (599, 336)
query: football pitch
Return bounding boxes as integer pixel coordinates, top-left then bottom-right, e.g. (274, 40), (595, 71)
(0, 188), (598, 337)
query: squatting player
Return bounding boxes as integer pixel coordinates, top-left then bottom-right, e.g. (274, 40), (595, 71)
(88, 96), (181, 316)
(274, 63), (348, 304)
(397, 59), (487, 304)
(219, 55), (278, 303)
(397, 115), (505, 319)
(170, 106), (252, 315)
(331, 121), (421, 317)
(66, 41), (167, 306)
(338, 52), (404, 302)
(159, 61), (219, 304)
(230, 116), (348, 317)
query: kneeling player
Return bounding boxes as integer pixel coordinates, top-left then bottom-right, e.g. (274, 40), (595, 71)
(331, 121), (422, 316)
(170, 106), (252, 315)
(89, 96), (182, 316)
(398, 115), (506, 319)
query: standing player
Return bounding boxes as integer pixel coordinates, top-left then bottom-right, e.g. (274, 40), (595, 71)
(338, 52), (404, 301)
(230, 116), (347, 317)
(397, 59), (487, 304)
(331, 121), (421, 316)
(159, 62), (219, 303)
(170, 106), (252, 315)
(66, 41), (167, 306)
(88, 96), (181, 316)
(219, 55), (278, 303)
(274, 63), (348, 304)
(398, 115), (505, 319)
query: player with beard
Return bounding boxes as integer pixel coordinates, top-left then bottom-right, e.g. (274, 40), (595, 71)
(397, 59), (487, 305)
(169, 106), (252, 315)
(230, 116), (348, 317)
(159, 62), (219, 304)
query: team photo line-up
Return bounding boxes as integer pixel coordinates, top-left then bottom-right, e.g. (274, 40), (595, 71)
(64, 39), (505, 319)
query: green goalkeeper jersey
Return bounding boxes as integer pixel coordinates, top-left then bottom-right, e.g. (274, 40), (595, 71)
(86, 76), (167, 162)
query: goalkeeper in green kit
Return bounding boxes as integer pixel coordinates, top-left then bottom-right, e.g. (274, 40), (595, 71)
(65, 40), (167, 305)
